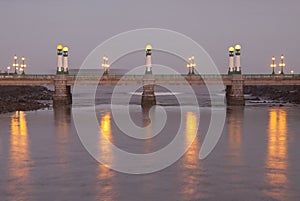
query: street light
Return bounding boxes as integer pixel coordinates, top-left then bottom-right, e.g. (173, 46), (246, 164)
(20, 56), (26, 75)
(191, 56), (196, 75)
(188, 56), (196, 75)
(102, 56), (110, 74)
(7, 66), (10, 75)
(228, 46), (235, 74)
(279, 54), (285, 75)
(187, 63), (191, 75)
(188, 57), (192, 75)
(291, 70), (294, 76)
(13, 55), (19, 75)
(270, 56), (276, 75)
(235, 45), (241, 72)
(191, 56), (196, 74)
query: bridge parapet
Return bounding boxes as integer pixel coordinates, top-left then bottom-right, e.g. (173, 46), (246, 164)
(0, 74), (54, 85)
(243, 74), (300, 79)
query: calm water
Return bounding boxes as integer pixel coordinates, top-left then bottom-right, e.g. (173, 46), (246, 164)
(0, 86), (300, 201)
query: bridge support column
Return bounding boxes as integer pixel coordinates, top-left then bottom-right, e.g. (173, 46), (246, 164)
(226, 74), (245, 106)
(142, 75), (156, 107)
(53, 74), (72, 106)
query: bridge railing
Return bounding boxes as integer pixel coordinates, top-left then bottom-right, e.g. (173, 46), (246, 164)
(72, 74), (145, 79)
(69, 73), (300, 79)
(0, 74), (54, 79)
(25, 74), (54, 78)
(1, 73), (299, 79)
(243, 74), (300, 78)
(87, 74), (229, 78)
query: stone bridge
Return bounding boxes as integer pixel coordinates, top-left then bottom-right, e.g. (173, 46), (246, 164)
(1, 44), (299, 106)
(1, 73), (300, 106)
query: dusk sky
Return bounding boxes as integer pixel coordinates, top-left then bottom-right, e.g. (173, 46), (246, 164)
(0, 0), (299, 74)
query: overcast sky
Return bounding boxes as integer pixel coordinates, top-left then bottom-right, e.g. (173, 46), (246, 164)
(0, 0), (299, 74)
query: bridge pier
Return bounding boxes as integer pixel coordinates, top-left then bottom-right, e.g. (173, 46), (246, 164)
(53, 74), (72, 106)
(226, 74), (245, 106)
(141, 44), (156, 107)
(141, 75), (156, 107)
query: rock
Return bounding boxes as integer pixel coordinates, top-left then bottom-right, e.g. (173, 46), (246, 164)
(0, 86), (53, 113)
(244, 86), (300, 104)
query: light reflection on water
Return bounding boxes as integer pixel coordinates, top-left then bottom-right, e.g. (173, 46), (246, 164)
(179, 112), (201, 200)
(227, 107), (243, 165)
(54, 106), (71, 172)
(8, 111), (31, 200)
(97, 112), (115, 201)
(141, 106), (154, 154)
(265, 108), (288, 200)
(1, 105), (299, 200)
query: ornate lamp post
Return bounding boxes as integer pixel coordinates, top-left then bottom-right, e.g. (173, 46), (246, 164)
(57, 44), (63, 73)
(145, 44), (152, 74)
(13, 55), (19, 75)
(279, 54), (285, 75)
(291, 70), (294, 77)
(228, 46), (235, 74)
(7, 66), (10, 75)
(235, 44), (241, 73)
(187, 63), (191, 75)
(102, 56), (110, 75)
(20, 56), (26, 75)
(270, 56), (276, 75)
(63, 46), (69, 74)
(191, 56), (196, 75)
(188, 56), (196, 75)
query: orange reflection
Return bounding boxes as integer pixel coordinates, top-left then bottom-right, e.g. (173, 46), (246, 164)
(180, 112), (199, 198)
(227, 108), (243, 164)
(8, 111), (31, 199)
(54, 106), (70, 135)
(265, 109), (288, 200)
(185, 112), (197, 147)
(97, 112), (115, 201)
(142, 106), (151, 127)
(142, 106), (153, 152)
(54, 106), (71, 172)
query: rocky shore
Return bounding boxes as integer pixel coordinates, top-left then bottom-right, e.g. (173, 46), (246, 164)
(244, 86), (300, 104)
(0, 86), (53, 113)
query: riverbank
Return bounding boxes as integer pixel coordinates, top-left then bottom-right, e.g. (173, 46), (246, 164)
(0, 86), (53, 113)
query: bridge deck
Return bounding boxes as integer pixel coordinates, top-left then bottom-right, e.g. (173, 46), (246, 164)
(0, 74), (300, 86)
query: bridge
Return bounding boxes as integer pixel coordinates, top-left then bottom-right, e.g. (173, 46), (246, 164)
(1, 44), (299, 106)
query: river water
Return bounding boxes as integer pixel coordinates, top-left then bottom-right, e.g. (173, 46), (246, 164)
(0, 86), (300, 201)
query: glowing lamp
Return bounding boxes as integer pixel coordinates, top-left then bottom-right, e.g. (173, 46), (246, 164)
(235, 45), (241, 51)
(228, 47), (235, 52)
(145, 44), (152, 51)
(57, 44), (63, 50)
